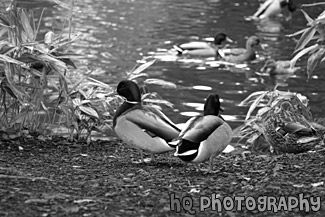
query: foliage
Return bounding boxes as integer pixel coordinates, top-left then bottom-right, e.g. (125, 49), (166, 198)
(64, 59), (177, 143)
(289, 4), (325, 78)
(0, 0), (177, 143)
(234, 86), (312, 152)
(0, 0), (80, 137)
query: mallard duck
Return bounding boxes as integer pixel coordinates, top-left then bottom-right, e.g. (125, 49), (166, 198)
(173, 33), (233, 57)
(173, 94), (232, 173)
(252, 0), (297, 20)
(221, 36), (261, 63)
(262, 100), (321, 154)
(113, 80), (181, 163)
(261, 59), (299, 75)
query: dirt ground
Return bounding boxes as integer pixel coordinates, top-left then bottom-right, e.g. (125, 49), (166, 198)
(1, 136), (325, 217)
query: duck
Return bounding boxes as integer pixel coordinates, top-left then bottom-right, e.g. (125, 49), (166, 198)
(173, 33), (233, 57)
(113, 80), (181, 163)
(252, 0), (297, 20)
(261, 58), (299, 75)
(263, 100), (321, 154)
(173, 94), (232, 173)
(221, 36), (262, 63)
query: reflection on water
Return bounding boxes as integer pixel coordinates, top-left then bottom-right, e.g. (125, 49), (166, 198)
(45, 0), (325, 128)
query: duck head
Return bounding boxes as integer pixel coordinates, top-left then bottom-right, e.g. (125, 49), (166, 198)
(204, 94), (224, 116)
(280, 0), (296, 12)
(246, 36), (261, 50)
(287, 0), (297, 12)
(214, 33), (233, 45)
(117, 80), (141, 103)
(284, 0), (296, 12)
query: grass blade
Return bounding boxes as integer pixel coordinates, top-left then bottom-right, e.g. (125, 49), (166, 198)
(245, 91), (269, 120)
(131, 59), (156, 75)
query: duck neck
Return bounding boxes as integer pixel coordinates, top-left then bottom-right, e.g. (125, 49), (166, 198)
(244, 43), (257, 60)
(246, 48), (256, 60)
(113, 101), (140, 127)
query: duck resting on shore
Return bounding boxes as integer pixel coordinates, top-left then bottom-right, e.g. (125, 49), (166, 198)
(113, 80), (181, 163)
(172, 94), (232, 173)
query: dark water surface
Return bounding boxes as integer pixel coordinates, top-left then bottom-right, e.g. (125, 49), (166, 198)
(67, 0), (325, 128)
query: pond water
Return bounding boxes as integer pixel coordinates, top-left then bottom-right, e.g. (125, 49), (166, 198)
(64, 0), (325, 129)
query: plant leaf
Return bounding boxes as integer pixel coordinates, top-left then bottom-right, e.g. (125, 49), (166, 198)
(238, 91), (268, 107)
(142, 98), (174, 108)
(245, 91), (269, 120)
(0, 54), (27, 66)
(144, 78), (177, 89)
(294, 26), (317, 52)
(79, 105), (99, 119)
(300, 9), (314, 25)
(286, 28), (309, 38)
(128, 73), (149, 81)
(15, 0), (70, 9)
(131, 59), (156, 75)
(291, 44), (320, 68)
(256, 106), (271, 118)
(307, 47), (325, 78)
(301, 3), (325, 8)
(0, 28), (8, 39)
(86, 77), (114, 90)
(20, 10), (35, 41)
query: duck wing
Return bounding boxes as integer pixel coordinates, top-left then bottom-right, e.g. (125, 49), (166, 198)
(220, 47), (246, 56)
(182, 116), (224, 143)
(223, 51), (256, 63)
(125, 107), (180, 141)
(279, 122), (316, 136)
(179, 41), (211, 50)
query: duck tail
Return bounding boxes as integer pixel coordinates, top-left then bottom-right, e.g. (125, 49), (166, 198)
(173, 45), (184, 55)
(168, 139), (180, 148)
(174, 140), (199, 156)
(174, 140), (199, 161)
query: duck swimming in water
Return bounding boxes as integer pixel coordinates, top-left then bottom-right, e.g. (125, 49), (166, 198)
(113, 80), (181, 163)
(173, 33), (233, 57)
(221, 36), (262, 63)
(261, 58), (300, 75)
(252, 0), (297, 20)
(173, 94), (232, 173)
